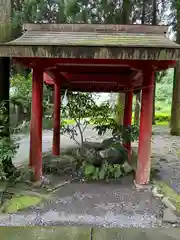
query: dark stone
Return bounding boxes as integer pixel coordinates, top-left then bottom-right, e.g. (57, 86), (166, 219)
(43, 138), (132, 176)
(82, 148), (102, 166)
(84, 137), (115, 151)
(83, 138), (128, 166)
(83, 141), (103, 150)
(163, 208), (178, 223)
(43, 154), (76, 176)
(99, 146), (127, 165)
(101, 137), (115, 149)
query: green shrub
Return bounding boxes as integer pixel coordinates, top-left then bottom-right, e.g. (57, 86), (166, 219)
(155, 113), (170, 122)
(82, 161), (123, 181)
(155, 102), (171, 113)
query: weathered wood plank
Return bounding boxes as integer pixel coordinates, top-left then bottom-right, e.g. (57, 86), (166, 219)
(0, 45), (179, 60)
(23, 23), (168, 34)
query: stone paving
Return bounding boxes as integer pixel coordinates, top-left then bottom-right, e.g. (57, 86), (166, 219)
(1, 226), (180, 240)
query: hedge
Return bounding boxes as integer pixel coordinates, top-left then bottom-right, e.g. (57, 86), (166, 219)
(42, 113), (170, 131)
(155, 113), (170, 122)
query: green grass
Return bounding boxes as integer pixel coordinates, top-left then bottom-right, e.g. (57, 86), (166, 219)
(155, 121), (169, 126)
(64, 119), (76, 124)
(41, 115), (171, 130)
(43, 118), (75, 130)
(17, 112), (171, 133)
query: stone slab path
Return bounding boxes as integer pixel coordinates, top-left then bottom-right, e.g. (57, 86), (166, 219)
(1, 226), (180, 239)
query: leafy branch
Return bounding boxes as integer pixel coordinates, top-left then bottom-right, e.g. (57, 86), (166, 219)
(61, 92), (100, 147)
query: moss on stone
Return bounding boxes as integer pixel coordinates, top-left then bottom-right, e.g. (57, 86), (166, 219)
(156, 181), (180, 213)
(0, 23), (12, 43)
(2, 195), (42, 213)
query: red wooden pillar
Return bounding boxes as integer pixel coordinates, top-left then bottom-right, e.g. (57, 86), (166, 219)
(135, 69), (154, 185)
(29, 68), (43, 181)
(123, 88), (133, 154)
(52, 83), (60, 155)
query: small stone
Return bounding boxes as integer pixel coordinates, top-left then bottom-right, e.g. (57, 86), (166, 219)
(84, 141), (102, 150)
(122, 162), (133, 174)
(172, 224), (178, 227)
(163, 208), (178, 223)
(133, 180), (151, 191)
(156, 219), (162, 227)
(152, 187), (164, 198)
(41, 176), (51, 185)
(32, 181), (42, 188)
(162, 197), (176, 211)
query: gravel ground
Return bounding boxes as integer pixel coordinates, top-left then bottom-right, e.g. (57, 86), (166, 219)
(3, 125), (179, 229)
(151, 126), (180, 194)
(0, 176), (164, 227)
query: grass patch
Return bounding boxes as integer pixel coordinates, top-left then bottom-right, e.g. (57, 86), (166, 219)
(63, 119), (76, 124)
(18, 113), (170, 133)
(154, 121), (169, 126)
(155, 181), (180, 212)
(43, 118), (75, 130)
(1, 195), (43, 213)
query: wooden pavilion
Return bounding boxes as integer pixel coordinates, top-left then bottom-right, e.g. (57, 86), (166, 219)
(0, 23), (180, 185)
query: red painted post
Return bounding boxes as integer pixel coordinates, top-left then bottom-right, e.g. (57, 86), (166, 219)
(29, 68), (43, 181)
(29, 120), (33, 167)
(135, 69), (154, 185)
(123, 89), (133, 154)
(52, 83), (61, 155)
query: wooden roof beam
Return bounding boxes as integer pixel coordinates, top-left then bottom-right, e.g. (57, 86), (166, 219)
(59, 72), (128, 84)
(13, 57), (177, 71)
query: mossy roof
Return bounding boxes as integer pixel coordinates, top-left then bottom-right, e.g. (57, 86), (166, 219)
(0, 24), (180, 60)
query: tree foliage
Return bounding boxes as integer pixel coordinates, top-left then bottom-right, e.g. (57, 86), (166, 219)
(10, 0), (176, 126)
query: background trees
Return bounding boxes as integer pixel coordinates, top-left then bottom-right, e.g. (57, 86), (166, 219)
(7, 0), (180, 135)
(170, 0), (180, 135)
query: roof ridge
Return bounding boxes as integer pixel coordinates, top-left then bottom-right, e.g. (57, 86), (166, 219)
(23, 24), (168, 35)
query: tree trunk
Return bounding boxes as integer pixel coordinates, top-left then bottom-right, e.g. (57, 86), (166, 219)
(170, 1), (180, 135)
(152, 74), (156, 124)
(133, 0), (146, 126)
(0, 57), (10, 137)
(17, 104), (25, 124)
(152, 0), (157, 25)
(141, 0), (146, 24)
(116, 0), (132, 124)
(0, 0), (12, 137)
(116, 93), (125, 125)
(134, 92), (141, 125)
(56, 0), (65, 23)
(152, 0), (157, 125)
(121, 0), (132, 24)
(171, 66), (180, 135)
